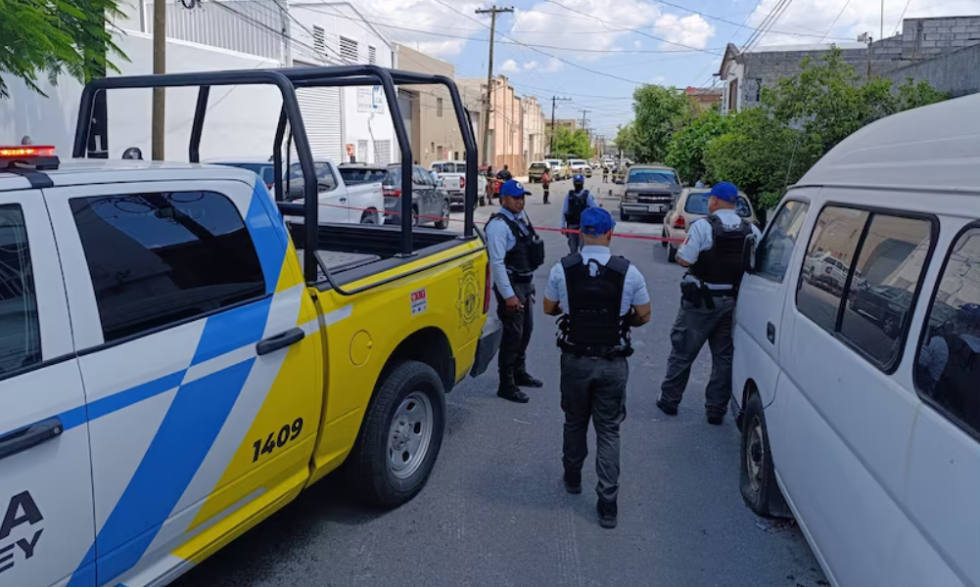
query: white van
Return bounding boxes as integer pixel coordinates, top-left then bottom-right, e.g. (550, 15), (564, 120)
(733, 95), (979, 587)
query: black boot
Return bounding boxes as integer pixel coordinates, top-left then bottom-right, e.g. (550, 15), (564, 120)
(563, 469), (582, 494)
(596, 499), (617, 529)
(514, 367), (543, 388)
(497, 371), (529, 403)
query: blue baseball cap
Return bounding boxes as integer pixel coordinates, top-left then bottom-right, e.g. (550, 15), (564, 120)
(573, 174), (585, 183)
(499, 179), (530, 198)
(708, 181), (739, 203)
(580, 206), (615, 236)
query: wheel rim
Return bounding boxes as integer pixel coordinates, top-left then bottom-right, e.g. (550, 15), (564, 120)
(746, 415), (765, 493)
(388, 391), (433, 479)
(442, 202), (450, 222)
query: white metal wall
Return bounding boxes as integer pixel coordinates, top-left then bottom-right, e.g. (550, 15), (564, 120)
(145, 0), (285, 61)
(294, 59), (343, 163)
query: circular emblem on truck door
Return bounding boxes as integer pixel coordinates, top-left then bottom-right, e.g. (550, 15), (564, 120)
(457, 265), (479, 331)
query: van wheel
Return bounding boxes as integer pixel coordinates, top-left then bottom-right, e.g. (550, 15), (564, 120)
(348, 361), (446, 509)
(740, 393), (791, 519)
(661, 228), (669, 248)
(434, 200), (450, 229)
(620, 209), (630, 222)
(667, 245), (677, 263)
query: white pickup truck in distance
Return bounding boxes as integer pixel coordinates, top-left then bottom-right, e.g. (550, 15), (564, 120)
(430, 160), (466, 208)
(211, 158), (384, 224)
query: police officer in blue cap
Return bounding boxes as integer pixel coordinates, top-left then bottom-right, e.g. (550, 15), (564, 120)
(487, 179), (546, 403)
(657, 181), (761, 425)
(562, 174), (597, 254)
(544, 206), (651, 529)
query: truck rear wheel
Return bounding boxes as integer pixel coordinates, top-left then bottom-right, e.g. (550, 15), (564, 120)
(349, 360), (446, 508)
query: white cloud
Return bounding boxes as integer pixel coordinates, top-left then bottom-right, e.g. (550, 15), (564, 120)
(745, 0), (980, 48)
(500, 59), (521, 73)
(523, 58), (564, 73)
(354, 0), (486, 58)
(634, 40), (643, 49)
(653, 14), (715, 51)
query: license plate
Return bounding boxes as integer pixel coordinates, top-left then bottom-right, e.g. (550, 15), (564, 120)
(650, 205), (663, 212)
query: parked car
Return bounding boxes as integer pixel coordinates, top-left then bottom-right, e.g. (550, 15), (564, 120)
(429, 160), (466, 208)
(619, 164), (681, 222)
(528, 161), (550, 183)
(569, 159), (592, 178)
(732, 94), (979, 587)
(211, 158), (384, 224)
(381, 164), (451, 229)
(545, 159), (565, 180)
(661, 187), (758, 263)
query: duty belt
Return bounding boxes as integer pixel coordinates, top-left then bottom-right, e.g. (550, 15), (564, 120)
(559, 340), (633, 359)
(508, 272), (534, 284)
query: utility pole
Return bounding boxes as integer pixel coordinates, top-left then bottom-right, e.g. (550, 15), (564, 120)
(475, 5), (513, 168)
(549, 96), (570, 154)
(152, 0), (166, 160)
(580, 109), (590, 133)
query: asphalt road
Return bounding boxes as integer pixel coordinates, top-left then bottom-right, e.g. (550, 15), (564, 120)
(173, 177), (829, 587)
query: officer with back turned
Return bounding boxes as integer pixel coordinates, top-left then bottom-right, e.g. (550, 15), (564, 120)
(656, 182), (760, 425)
(544, 206), (651, 529)
(486, 179), (546, 403)
(562, 174), (597, 254)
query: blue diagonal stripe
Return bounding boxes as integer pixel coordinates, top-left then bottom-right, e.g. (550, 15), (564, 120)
(191, 296), (272, 366)
(245, 181), (289, 295)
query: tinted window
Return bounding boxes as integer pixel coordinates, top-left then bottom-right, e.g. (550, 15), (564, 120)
(755, 200), (810, 282)
(214, 163), (274, 185)
(385, 166), (402, 185)
(840, 215), (932, 367)
(797, 207), (869, 332)
(684, 192), (752, 218)
(288, 162), (336, 190)
(917, 226), (980, 438)
(628, 169), (678, 184)
(339, 167), (387, 183)
(0, 205), (40, 373)
(530, 163), (548, 171)
(456, 164), (467, 174)
(71, 192), (266, 343)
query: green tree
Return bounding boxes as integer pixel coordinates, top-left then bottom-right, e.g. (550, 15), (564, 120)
(703, 108), (820, 213)
(896, 77), (948, 110)
(664, 108), (731, 185)
(613, 122), (638, 158)
(551, 126), (593, 159)
(0, 0), (126, 98)
(631, 84), (695, 163)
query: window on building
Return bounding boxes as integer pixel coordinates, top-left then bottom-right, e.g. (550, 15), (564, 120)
(916, 224), (980, 439)
(754, 200), (810, 282)
(313, 26), (326, 55)
(70, 192), (266, 342)
(0, 205), (40, 372)
(437, 97), (444, 117)
(369, 45), (377, 65)
(340, 36), (358, 63)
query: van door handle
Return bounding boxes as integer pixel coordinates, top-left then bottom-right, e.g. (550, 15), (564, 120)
(0, 417), (64, 461)
(256, 327), (305, 356)
(767, 322), (776, 344)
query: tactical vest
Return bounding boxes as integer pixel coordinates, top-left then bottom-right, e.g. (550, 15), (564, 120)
(488, 213), (545, 276)
(937, 333), (980, 429)
(564, 190), (590, 226)
(557, 254), (633, 358)
(690, 214), (753, 288)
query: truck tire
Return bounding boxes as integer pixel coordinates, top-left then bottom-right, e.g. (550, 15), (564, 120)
(667, 244), (677, 263)
(620, 208), (630, 222)
(661, 228), (669, 248)
(739, 393), (791, 519)
(349, 360), (446, 509)
(434, 200), (450, 229)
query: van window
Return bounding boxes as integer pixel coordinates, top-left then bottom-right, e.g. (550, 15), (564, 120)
(755, 200), (810, 282)
(839, 215), (932, 367)
(70, 192), (266, 343)
(0, 206), (40, 372)
(797, 207), (869, 332)
(916, 225), (980, 439)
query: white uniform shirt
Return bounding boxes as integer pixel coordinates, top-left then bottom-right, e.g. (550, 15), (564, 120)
(676, 209), (762, 290)
(545, 245), (650, 316)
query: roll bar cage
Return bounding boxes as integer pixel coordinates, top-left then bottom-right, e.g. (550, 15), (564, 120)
(72, 65), (479, 284)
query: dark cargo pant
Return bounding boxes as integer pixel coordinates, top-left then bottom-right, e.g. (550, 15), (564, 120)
(659, 296), (736, 417)
(560, 353), (629, 503)
(567, 225), (583, 255)
(494, 280), (535, 376)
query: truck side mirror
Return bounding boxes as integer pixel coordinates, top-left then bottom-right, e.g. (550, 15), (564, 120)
(743, 235), (758, 273)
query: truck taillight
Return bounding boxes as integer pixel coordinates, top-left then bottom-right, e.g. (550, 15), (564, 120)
(384, 188), (401, 198)
(483, 261), (491, 314)
(460, 177), (465, 189)
(673, 216), (686, 229)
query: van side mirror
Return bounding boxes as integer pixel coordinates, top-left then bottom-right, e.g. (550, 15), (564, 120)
(743, 235), (758, 273)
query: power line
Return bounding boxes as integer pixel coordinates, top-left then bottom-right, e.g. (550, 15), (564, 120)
(818, 0), (853, 44)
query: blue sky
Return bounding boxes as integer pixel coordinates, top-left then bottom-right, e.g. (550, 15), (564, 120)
(357, 0), (980, 136)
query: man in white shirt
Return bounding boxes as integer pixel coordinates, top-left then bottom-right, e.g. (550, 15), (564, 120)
(543, 206), (651, 529)
(656, 182), (761, 426)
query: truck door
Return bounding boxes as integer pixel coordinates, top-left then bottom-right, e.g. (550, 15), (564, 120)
(0, 190), (95, 587)
(45, 177), (322, 586)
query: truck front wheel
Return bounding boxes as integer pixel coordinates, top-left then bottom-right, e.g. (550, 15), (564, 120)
(349, 360), (446, 508)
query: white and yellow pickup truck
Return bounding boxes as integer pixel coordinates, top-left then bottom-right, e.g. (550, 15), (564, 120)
(0, 66), (497, 587)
